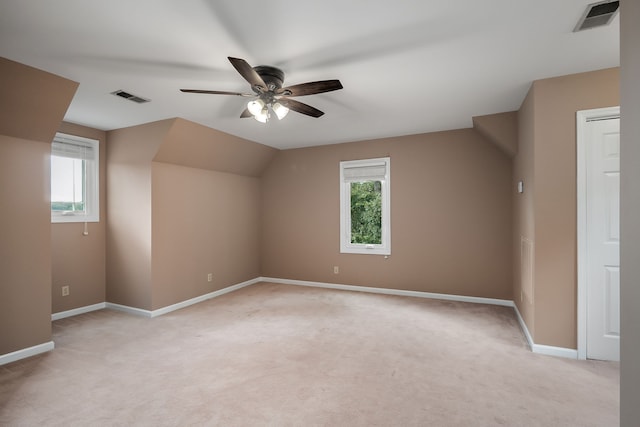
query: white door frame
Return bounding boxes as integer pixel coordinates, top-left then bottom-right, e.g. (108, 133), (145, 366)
(576, 106), (620, 360)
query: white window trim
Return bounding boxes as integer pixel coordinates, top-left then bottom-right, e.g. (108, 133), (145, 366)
(340, 157), (391, 255)
(51, 132), (100, 223)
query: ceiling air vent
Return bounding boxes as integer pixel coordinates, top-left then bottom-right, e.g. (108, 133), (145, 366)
(574, 0), (619, 32)
(111, 90), (150, 104)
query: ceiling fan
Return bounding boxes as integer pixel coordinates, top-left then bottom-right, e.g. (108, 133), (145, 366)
(180, 57), (343, 123)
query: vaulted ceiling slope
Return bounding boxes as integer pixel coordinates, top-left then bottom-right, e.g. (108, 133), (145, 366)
(0, 1), (619, 149)
(0, 57), (78, 143)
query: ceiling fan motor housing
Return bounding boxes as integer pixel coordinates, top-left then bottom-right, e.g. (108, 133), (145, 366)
(254, 65), (285, 90)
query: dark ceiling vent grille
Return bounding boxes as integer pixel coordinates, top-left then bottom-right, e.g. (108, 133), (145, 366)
(574, 0), (619, 32)
(111, 90), (150, 104)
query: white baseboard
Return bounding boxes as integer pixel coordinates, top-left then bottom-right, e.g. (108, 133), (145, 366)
(105, 302), (152, 317)
(512, 304), (578, 359)
(0, 341), (55, 366)
(259, 277), (514, 307)
(531, 343), (578, 359)
(513, 303), (535, 350)
(106, 277), (262, 318)
(150, 277), (261, 317)
(52, 302), (106, 321)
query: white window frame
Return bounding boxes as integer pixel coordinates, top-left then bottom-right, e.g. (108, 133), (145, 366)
(51, 132), (99, 223)
(340, 157), (391, 255)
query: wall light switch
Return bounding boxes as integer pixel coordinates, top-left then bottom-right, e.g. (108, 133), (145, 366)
(517, 180), (524, 194)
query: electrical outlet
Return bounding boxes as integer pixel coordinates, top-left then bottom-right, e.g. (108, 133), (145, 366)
(62, 285), (69, 297)
(207, 273), (213, 282)
(333, 266), (339, 274)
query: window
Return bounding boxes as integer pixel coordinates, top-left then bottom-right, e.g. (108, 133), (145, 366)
(340, 157), (390, 255)
(51, 133), (99, 223)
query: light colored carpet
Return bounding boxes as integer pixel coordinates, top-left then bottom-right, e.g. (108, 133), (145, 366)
(0, 282), (619, 426)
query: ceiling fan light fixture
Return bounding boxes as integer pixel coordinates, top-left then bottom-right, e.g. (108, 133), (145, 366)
(272, 102), (289, 120)
(247, 99), (265, 116)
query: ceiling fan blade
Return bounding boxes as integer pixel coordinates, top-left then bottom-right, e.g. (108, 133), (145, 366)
(278, 80), (343, 96)
(180, 89), (254, 97)
(240, 108), (253, 118)
(279, 98), (325, 118)
(228, 57), (267, 92)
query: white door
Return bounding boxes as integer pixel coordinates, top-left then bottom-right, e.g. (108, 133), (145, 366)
(586, 117), (620, 361)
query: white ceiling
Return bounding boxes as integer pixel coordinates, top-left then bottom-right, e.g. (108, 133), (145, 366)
(0, 0), (619, 150)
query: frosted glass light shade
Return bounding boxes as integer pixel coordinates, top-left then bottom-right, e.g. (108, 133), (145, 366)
(272, 102), (289, 120)
(247, 99), (265, 116)
(253, 106), (269, 123)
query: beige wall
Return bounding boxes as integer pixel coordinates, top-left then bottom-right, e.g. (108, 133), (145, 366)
(106, 120), (171, 310)
(151, 163), (261, 309)
(51, 122), (107, 314)
(620, 0), (640, 424)
(107, 118), (275, 311)
(261, 129), (513, 299)
(156, 118), (276, 177)
(513, 68), (619, 349)
(513, 88), (536, 336)
(0, 136), (53, 354)
(472, 111), (518, 157)
(0, 58), (77, 356)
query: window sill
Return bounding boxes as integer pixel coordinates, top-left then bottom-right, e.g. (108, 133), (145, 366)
(340, 246), (391, 256)
(51, 215), (99, 224)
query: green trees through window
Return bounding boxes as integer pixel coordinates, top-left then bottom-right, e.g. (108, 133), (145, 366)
(51, 201), (85, 211)
(350, 180), (382, 244)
